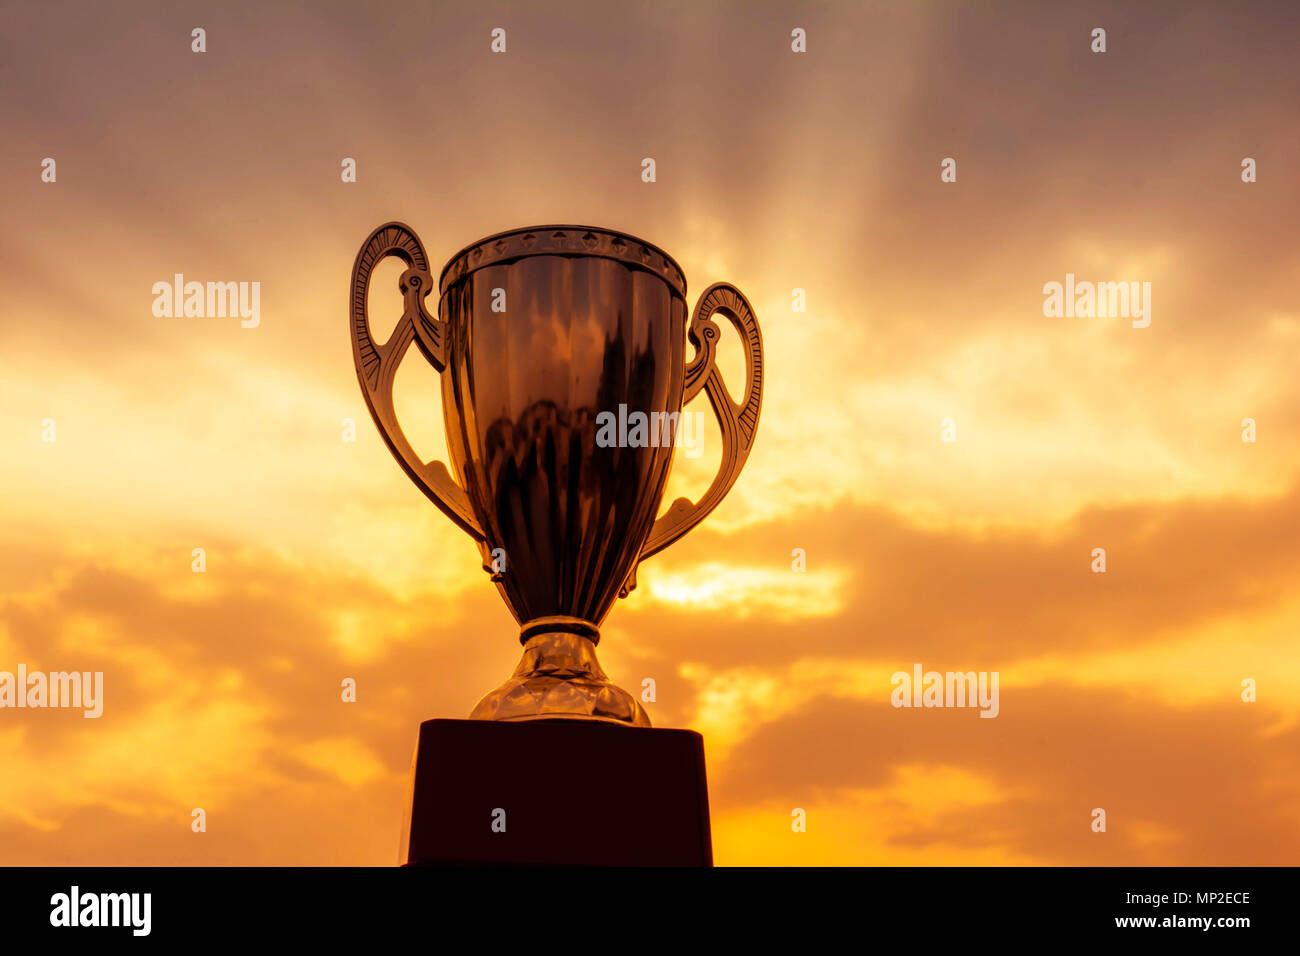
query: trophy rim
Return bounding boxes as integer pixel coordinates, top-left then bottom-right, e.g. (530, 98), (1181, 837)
(438, 224), (687, 299)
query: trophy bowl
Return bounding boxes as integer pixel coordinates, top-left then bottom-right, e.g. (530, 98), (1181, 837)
(351, 223), (763, 727)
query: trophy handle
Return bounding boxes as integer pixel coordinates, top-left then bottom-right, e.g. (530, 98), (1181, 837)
(350, 222), (484, 541)
(638, 282), (763, 564)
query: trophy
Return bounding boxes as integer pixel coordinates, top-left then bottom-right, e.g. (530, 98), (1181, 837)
(350, 222), (763, 865)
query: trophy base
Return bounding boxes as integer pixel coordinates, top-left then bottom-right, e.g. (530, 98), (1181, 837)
(400, 718), (712, 866)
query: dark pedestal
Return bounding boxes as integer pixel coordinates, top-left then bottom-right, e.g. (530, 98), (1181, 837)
(401, 718), (712, 866)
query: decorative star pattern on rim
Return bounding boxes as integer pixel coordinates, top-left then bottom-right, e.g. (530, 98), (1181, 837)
(438, 225), (688, 298)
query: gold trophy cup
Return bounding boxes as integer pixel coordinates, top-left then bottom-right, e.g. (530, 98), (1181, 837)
(351, 223), (763, 725)
(350, 222), (763, 864)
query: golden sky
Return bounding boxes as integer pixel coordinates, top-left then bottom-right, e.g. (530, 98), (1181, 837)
(2, 0), (1299, 864)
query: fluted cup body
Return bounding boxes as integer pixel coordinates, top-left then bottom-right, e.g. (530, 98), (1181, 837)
(439, 231), (687, 630)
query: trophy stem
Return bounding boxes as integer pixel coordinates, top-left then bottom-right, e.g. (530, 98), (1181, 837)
(469, 621), (650, 726)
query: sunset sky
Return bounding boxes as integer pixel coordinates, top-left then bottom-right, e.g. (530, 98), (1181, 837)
(2, 0), (1299, 865)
